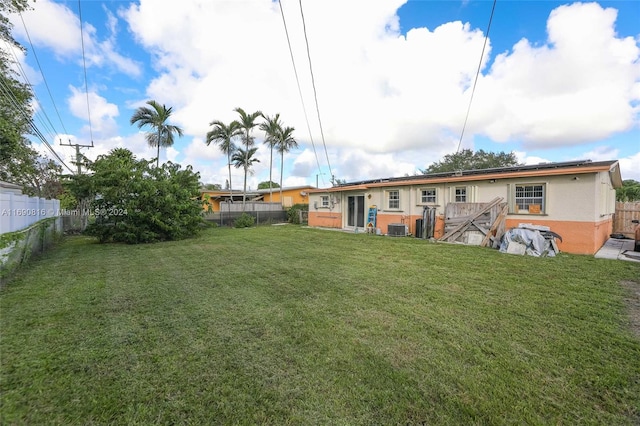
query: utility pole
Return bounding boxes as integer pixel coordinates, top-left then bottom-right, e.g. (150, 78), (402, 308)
(60, 139), (93, 174)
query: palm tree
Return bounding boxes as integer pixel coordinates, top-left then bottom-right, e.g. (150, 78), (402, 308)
(130, 100), (183, 167)
(234, 107), (262, 209)
(276, 126), (297, 205)
(259, 113), (282, 203)
(231, 147), (260, 210)
(206, 120), (241, 200)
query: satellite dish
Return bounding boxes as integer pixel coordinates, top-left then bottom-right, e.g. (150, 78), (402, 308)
(300, 191), (307, 196)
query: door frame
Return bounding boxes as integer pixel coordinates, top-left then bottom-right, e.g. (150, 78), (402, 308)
(346, 194), (366, 230)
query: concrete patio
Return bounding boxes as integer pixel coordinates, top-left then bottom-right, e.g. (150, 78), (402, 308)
(595, 238), (640, 262)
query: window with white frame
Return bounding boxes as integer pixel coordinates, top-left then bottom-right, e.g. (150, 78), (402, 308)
(454, 187), (466, 202)
(320, 195), (329, 208)
(420, 188), (436, 204)
(387, 190), (400, 209)
(513, 183), (545, 214)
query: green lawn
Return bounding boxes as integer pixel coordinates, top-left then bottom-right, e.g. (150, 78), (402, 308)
(1, 225), (640, 425)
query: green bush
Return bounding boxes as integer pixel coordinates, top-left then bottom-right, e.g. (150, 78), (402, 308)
(84, 148), (204, 243)
(234, 213), (255, 228)
(287, 203), (308, 224)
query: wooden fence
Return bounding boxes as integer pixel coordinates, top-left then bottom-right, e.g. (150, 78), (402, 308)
(613, 201), (640, 237)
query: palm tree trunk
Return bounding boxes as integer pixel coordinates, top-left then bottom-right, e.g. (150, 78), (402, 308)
(156, 127), (161, 167)
(269, 146), (273, 202)
(227, 151), (233, 201)
(243, 165), (248, 212)
(279, 151), (284, 207)
(242, 133), (249, 211)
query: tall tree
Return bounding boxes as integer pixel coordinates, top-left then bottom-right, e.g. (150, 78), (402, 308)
(233, 107), (262, 209)
(257, 181), (280, 190)
(421, 149), (520, 174)
(84, 148), (203, 243)
(0, 0), (41, 189)
(206, 120), (241, 200)
(275, 126), (297, 204)
(0, 1), (29, 46)
(1, 0), (64, 197)
(231, 147), (260, 208)
(259, 113), (282, 202)
(616, 180), (640, 202)
(130, 100), (183, 167)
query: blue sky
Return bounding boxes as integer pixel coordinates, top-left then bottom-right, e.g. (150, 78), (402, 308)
(6, 0), (640, 188)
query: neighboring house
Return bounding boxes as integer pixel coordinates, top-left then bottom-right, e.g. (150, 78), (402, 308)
(200, 189), (258, 212)
(200, 185), (314, 212)
(308, 160), (622, 255)
(256, 185), (314, 207)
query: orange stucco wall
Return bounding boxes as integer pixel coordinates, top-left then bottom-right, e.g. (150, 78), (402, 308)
(202, 198), (222, 212)
(376, 214), (446, 238)
(309, 211), (447, 239)
(309, 207), (613, 255)
(262, 190), (310, 205)
(309, 212), (342, 228)
(504, 217), (613, 255)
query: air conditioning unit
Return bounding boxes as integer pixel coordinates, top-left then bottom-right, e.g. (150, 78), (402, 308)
(387, 223), (407, 237)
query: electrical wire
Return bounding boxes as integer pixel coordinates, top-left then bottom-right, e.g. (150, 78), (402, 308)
(279, 1), (324, 185)
(298, 0), (334, 183)
(456, 0), (497, 153)
(0, 74), (75, 174)
(17, 12), (69, 136)
(78, 0), (94, 145)
(278, 0), (324, 185)
(3, 42), (60, 150)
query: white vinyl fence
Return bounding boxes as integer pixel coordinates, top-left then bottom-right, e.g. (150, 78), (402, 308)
(0, 192), (60, 234)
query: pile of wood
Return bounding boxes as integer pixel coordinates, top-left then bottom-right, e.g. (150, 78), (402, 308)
(439, 197), (508, 248)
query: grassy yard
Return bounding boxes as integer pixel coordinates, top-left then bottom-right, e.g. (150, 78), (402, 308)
(1, 225), (640, 425)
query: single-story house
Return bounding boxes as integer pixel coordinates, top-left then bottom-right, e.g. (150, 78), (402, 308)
(308, 160), (622, 255)
(200, 185), (315, 212)
(256, 185), (314, 207)
(200, 189), (257, 212)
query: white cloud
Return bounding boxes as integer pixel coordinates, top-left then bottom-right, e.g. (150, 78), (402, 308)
(475, 2), (640, 148)
(619, 152), (640, 181)
(10, 0), (82, 58)
(67, 87), (119, 139)
(514, 151), (551, 166)
(579, 146), (620, 162)
(12, 0), (141, 76)
(121, 0), (639, 163)
(20, 0), (639, 187)
(124, 0), (640, 157)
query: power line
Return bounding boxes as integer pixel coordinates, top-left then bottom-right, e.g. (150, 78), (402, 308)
(0, 74), (75, 174)
(278, 0), (325, 186)
(2, 28), (80, 175)
(2, 40), (60, 150)
(78, 0), (94, 146)
(298, 0), (334, 184)
(456, 0), (497, 153)
(18, 12), (69, 136)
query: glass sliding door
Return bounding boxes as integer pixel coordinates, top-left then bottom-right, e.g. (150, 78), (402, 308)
(347, 195), (365, 228)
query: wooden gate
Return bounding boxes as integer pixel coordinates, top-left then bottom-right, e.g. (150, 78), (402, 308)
(613, 202), (640, 237)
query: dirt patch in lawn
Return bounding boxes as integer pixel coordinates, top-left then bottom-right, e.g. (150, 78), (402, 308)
(621, 280), (640, 339)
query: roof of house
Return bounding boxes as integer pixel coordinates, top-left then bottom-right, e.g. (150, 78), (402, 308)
(255, 185), (315, 194)
(0, 180), (23, 195)
(200, 189), (259, 199)
(309, 159), (622, 193)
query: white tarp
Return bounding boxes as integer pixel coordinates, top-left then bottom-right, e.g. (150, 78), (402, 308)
(499, 228), (556, 257)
